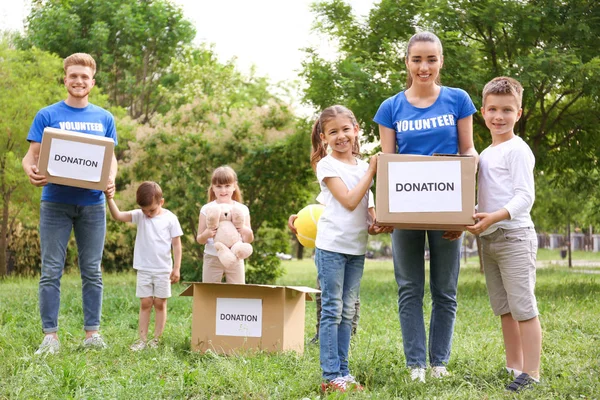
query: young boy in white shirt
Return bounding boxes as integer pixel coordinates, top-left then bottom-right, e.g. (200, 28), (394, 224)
(466, 77), (541, 392)
(107, 181), (183, 351)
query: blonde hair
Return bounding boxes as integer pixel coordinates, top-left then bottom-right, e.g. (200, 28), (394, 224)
(482, 76), (523, 108)
(208, 166), (242, 202)
(310, 105), (360, 171)
(63, 53), (97, 76)
(405, 31), (443, 88)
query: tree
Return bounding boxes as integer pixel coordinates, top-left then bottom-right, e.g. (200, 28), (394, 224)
(301, 0), (600, 192)
(20, 0), (196, 122)
(0, 44), (63, 276)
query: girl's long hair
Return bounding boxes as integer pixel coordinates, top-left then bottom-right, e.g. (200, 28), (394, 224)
(405, 31), (443, 89)
(208, 166), (242, 203)
(310, 105), (361, 171)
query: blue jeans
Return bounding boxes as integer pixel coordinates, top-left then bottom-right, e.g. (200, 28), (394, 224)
(315, 248), (365, 381)
(39, 201), (106, 333)
(392, 229), (461, 367)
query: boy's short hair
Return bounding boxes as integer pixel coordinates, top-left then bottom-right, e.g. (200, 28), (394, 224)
(136, 181), (163, 207)
(63, 53), (97, 76)
(482, 76), (523, 108)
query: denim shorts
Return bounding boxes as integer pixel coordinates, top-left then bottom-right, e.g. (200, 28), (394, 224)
(480, 227), (538, 321)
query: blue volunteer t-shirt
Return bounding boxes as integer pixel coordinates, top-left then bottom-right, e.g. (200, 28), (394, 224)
(27, 101), (118, 206)
(374, 86), (476, 155)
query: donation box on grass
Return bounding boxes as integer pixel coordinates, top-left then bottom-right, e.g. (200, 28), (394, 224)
(37, 127), (115, 191)
(180, 283), (320, 355)
(376, 154), (476, 230)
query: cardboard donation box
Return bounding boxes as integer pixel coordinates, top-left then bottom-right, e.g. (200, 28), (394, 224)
(37, 127), (115, 190)
(180, 283), (320, 355)
(376, 153), (476, 230)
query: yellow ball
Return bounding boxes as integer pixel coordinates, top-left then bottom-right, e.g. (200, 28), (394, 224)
(293, 204), (325, 248)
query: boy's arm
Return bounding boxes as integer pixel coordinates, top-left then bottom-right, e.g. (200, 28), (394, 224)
(107, 198), (133, 222)
(170, 236), (182, 283)
(323, 155), (378, 212)
(466, 209), (510, 236)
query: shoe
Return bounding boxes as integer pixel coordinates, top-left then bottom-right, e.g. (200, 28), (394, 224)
(146, 338), (159, 349)
(130, 339), (147, 351)
(410, 367), (426, 383)
(506, 373), (538, 392)
(342, 374), (364, 391)
(309, 333), (319, 344)
(83, 333), (107, 349)
(431, 366), (451, 378)
(321, 376), (347, 392)
(35, 335), (60, 355)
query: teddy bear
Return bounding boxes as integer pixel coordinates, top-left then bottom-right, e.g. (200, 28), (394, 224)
(205, 202), (253, 269)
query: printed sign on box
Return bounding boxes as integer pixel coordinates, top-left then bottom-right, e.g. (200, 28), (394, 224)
(215, 298), (262, 337)
(388, 160), (462, 213)
(47, 139), (107, 182)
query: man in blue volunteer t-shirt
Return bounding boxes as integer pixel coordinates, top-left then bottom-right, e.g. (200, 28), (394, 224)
(22, 53), (118, 355)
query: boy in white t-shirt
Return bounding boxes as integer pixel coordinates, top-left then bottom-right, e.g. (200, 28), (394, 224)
(466, 77), (541, 392)
(107, 181), (183, 351)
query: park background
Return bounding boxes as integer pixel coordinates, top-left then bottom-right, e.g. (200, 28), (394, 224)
(0, 0), (599, 398)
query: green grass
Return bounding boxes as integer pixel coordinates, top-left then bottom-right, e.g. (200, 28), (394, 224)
(1, 258), (598, 399)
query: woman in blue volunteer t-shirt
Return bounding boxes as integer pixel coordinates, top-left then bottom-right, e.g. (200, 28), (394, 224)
(374, 31), (478, 382)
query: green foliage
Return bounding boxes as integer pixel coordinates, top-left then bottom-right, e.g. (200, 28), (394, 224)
(302, 0), (600, 177)
(114, 94), (313, 283)
(20, 0), (196, 121)
(0, 43), (65, 275)
(0, 261), (598, 398)
(101, 217), (135, 273)
(302, 0), (600, 233)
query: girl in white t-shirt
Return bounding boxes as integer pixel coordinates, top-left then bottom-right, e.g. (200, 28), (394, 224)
(311, 105), (391, 393)
(196, 166), (254, 283)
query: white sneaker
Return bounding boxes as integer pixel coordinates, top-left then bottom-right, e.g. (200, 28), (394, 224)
(130, 339), (147, 351)
(35, 335), (60, 355)
(410, 367), (426, 382)
(83, 333), (107, 349)
(146, 338), (159, 349)
(342, 374), (364, 391)
(431, 366), (451, 378)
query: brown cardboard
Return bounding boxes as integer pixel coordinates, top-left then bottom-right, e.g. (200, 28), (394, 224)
(37, 127), (115, 190)
(376, 154), (476, 230)
(180, 283), (319, 355)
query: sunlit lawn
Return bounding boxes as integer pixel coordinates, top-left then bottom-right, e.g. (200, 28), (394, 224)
(0, 254), (598, 399)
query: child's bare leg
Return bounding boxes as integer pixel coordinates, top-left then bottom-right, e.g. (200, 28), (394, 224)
(501, 313), (523, 371)
(519, 316), (542, 379)
(139, 297), (153, 341)
(153, 298), (167, 338)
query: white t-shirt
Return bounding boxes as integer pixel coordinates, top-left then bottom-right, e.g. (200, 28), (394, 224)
(477, 136), (535, 236)
(315, 155), (373, 255)
(200, 200), (250, 256)
(131, 209), (183, 272)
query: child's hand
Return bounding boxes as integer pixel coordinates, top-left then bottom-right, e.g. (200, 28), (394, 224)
(368, 223), (393, 235)
(204, 227), (217, 239)
(287, 214), (298, 235)
(442, 231), (463, 241)
(170, 269), (180, 283)
(465, 212), (494, 236)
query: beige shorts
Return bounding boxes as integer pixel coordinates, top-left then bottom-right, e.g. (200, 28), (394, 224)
(480, 227), (538, 321)
(202, 254), (245, 284)
(136, 270), (171, 298)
